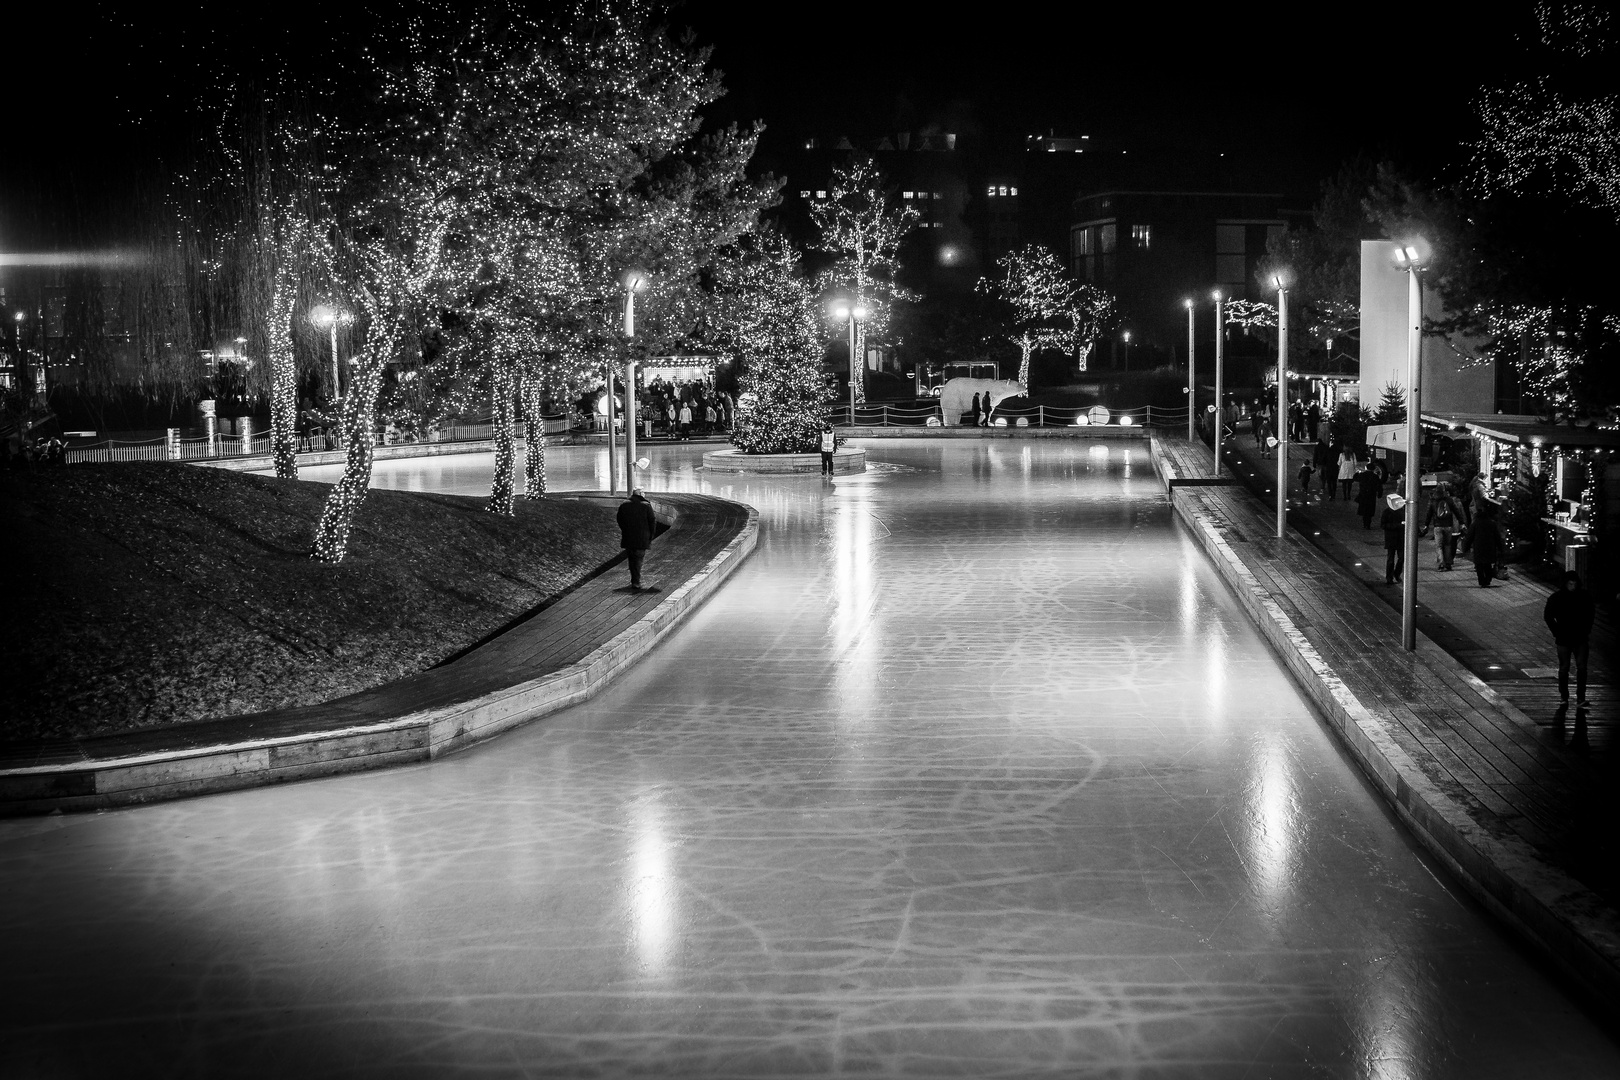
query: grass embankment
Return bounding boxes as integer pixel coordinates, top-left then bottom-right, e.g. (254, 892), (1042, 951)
(2, 463), (621, 741)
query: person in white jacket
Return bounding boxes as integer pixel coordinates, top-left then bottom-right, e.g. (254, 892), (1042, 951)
(1337, 447), (1359, 501)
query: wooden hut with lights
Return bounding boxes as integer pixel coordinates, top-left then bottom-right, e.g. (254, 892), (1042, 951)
(1423, 412), (1619, 593)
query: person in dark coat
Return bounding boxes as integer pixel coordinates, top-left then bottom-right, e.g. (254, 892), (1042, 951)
(616, 488), (658, 591)
(1355, 463), (1384, 529)
(1380, 492), (1407, 584)
(1465, 500), (1503, 588)
(968, 393), (981, 427)
(1545, 570), (1596, 706)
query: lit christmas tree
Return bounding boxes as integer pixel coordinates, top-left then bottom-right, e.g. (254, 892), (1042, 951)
(713, 232), (834, 454)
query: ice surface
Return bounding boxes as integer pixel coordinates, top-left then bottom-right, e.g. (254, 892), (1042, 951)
(4, 440), (1616, 1077)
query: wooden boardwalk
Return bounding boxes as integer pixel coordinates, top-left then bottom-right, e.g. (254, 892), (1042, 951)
(0, 493), (756, 804)
(1152, 435), (1620, 1009)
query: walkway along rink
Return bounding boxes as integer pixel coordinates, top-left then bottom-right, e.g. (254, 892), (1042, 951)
(4, 439), (1619, 1077)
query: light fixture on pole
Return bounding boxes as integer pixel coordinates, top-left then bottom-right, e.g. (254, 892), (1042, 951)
(1212, 290), (1224, 476)
(1122, 329), (1131, 371)
(309, 305), (351, 401)
(833, 303), (868, 425)
(623, 268), (648, 488)
(1393, 241), (1429, 651)
(1274, 275), (1289, 539)
(1183, 299), (1195, 444)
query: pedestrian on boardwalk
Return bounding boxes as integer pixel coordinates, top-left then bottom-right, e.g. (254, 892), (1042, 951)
(1337, 446), (1359, 501)
(1464, 500), (1503, 588)
(616, 487), (658, 591)
(1298, 462), (1314, 501)
(819, 423), (838, 477)
(1381, 492), (1407, 585)
(1313, 437), (1336, 499)
(1306, 401), (1322, 443)
(1251, 410), (1265, 450)
(1423, 482), (1462, 570)
(1544, 570), (1596, 707)
(968, 393), (981, 427)
(1355, 461), (1383, 529)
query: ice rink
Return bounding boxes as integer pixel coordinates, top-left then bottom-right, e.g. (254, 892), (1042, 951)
(5, 439), (1618, 1077)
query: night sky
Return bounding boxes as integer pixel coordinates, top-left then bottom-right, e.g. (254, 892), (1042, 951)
(4, 2), (1531, 241)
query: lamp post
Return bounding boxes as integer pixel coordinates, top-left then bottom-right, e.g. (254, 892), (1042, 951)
(12, 311), (26, 398)
(1184, 299), (1195, 443)
(1212, 290), (1224, 476)
(1274, 277), (1289, 539)
(623, 269), (648, 489)
(309, 305), (350, 402)
(834, 303), (868, 425)
(1393, 243), (1428, 651)
(1122, 329), (1131, 371)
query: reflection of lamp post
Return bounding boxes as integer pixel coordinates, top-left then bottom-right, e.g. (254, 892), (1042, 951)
(1393, 242), (1429, 651)
(833, 303), (868, 425)
(11, 311), (26, 396)
(1274, 276), (1289, 539)
(1183, 299), (1195, 444)
(1212, 290), (1224, 476)
(309, 305), (351, 401)
(623, 269), (648, 489)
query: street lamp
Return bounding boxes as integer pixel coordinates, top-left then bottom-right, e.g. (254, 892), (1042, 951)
(1273, 275), (1289, 539)
(1393, 242), (1429, 651)
(1212, 290), (1225, 476)
(1121, 329), (1131, 371)
(833, 302), (868, 425)
(309, 305), (352, 401)
(1183, 299), (1195, 444)
(622, 268), (649, 492)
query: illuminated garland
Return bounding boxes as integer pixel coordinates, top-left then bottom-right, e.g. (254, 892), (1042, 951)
(520, 368), (548, 496)
(488, 364), (517, 515)
(311, 321), (395, 563)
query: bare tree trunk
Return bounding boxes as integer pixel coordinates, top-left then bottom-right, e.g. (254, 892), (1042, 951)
(488, 363), (517, 515)
(311, 348), (387, 564)
(521, 368), (546, 498)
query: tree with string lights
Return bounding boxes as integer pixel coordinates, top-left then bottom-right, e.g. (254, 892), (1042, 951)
(977, 244), (1114, 386)
(809, 156), (919, 403)
(711, 231), (833, 454)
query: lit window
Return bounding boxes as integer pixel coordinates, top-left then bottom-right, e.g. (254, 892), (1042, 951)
(799, 190), (811, 199)
(903, 190), (914, 199)
(999, 185), (1008, 196)
(1131, 224), (1151, 249)
(987, 185), (997, 197)
(1009, 186), (1018, 196)
(816, 190), (827, 199)
(935, 191), (943, 199)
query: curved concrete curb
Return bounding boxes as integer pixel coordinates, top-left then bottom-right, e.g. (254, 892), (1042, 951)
(1150, 438), (1620, 1014)
(0, 496), (758, 814)
(702, 447), (865, 474)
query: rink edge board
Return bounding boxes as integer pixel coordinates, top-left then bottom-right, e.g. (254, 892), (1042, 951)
(0, 496), (759, 815)
(1149, 437), (1620, 1016)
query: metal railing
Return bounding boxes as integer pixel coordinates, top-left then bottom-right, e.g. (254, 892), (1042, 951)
(64, 414), (575, 466)
(831, 403), (1190, 430)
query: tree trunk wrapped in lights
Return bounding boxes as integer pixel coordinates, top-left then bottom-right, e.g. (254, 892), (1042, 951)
(266, 263), (301, 479)
(488, 364), (517, 515)
(521, 368), (547, 497)
(311, 329), (393, 565)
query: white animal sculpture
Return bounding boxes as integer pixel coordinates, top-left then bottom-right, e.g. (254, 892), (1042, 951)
(940, 378), (1025, 426)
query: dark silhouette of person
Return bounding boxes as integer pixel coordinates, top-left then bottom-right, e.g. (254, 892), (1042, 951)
(1466, 500), (1503, 588)
(968, 393), (981, 427)
(1544, 570), (1596, 707)
(1355, 463), (1384, 529)
(616, 488), (657, 591)
(1380, 492), (1407, 585)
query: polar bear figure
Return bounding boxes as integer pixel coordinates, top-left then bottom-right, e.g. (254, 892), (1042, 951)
(940, 378), (1025, 426)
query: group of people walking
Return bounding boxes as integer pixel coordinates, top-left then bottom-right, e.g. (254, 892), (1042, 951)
(964, 393), (995, 427)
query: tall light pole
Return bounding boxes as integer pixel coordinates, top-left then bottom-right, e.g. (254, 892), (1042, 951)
(1184, 299), (1195, 443)
(1394, 242), (1429, 651)
(1212, 290), (1225, 476)
(1274, 277), (1289, 539)
(1122, 329), (1132, 371)
(12, 311), (26, 398)
(834, 303), (868, 425)
(623, 269), (648, 489)
(309, 305), (350, 402)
